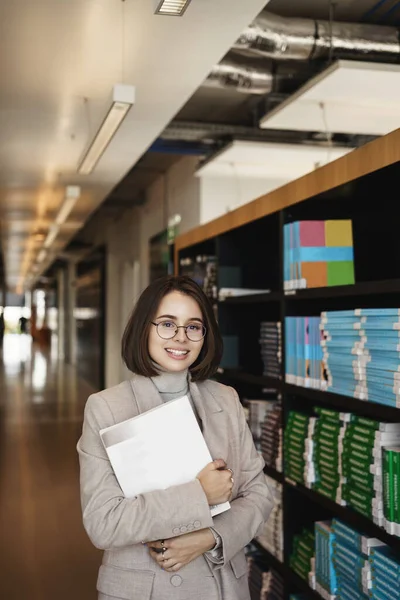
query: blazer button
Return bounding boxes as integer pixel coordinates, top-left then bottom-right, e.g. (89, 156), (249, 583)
(170, 575), (182, 587)
(180, 526), (187, 534)
(172, 527), (180, 535)
(194, 520), (201, 528)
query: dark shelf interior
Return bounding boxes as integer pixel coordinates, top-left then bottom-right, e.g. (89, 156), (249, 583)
(251, 540), (284, 574)
(285, 278), (400, 300)
(264, 464), (284, 484)
(285, 383), (400, 422)
(216, 368), (282, 390)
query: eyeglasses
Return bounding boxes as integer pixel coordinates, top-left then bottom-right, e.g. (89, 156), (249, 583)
(151, 320), (206, 342)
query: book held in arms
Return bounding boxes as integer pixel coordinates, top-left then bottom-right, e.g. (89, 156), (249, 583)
(283, 219), (355, 291)
(100, 395), (230, 517)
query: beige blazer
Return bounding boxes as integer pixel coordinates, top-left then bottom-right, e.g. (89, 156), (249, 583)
(77, 374), (274, 600)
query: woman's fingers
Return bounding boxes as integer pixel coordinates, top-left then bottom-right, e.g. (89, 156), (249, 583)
(147, 539), (168, 551)
(149, 548), (168, 565)
(163, 560), (182, 572)
(149, 549), (181, 572)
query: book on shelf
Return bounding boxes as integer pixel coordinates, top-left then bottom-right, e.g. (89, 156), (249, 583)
(285, 308), (400, 410)
(289, 526), (316, 588)
(285, 316), (325, 390)
(285, 404), (400, 537)
(259, 321), (282, 380)
(260, 399), (282, 473)
(99, 395), (230, 517)
(382, 446), (400, 537)
(330, 518), (373, 599)
(293, 517), (389, 600)
(321, 308), (400, 408)
(283, 219), (355, 291)
(246, 556), (284, 600)
(256, 475), (284, 563)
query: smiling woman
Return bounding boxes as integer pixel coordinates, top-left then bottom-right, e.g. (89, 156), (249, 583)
(121, 275), (222, 381)
(77, 275), (273, 600)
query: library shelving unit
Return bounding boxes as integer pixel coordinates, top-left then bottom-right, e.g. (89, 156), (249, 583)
(174, 128), (400, 599)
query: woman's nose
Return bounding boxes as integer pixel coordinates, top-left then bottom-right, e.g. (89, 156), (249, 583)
(173, 327), (187, 342)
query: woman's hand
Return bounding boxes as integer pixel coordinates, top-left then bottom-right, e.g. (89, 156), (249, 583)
(196, 459), (233, 505)
(147, 529), (216, 572)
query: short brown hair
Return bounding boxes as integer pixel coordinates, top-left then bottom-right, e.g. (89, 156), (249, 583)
(121, 275), (223, 381)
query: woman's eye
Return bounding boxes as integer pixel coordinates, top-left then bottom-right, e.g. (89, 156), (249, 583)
(188, 324), (201, 331)
(160, 321), (175, 328)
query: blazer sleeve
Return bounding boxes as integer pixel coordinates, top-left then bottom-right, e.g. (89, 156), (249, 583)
(208, 387), (274, 567)
(76, 393), (213, 550)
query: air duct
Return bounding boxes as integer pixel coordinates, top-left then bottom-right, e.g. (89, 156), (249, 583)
(204, 54), (273, 94)
(233, 10), (400, 62)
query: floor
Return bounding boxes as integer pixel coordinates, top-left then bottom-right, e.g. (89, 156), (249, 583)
(0, 334), (102, 600)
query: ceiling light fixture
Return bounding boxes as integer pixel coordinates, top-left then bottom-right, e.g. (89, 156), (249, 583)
(55, 185), (81, 225)
(43, 185), (81, 249)
(154, 0), (192, 16)
(43, 224), (59, 249)
(37, 249), (47, 263)
(78, 84), (135, 175)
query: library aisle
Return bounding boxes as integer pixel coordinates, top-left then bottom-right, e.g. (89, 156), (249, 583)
(0, 334), (101, 600)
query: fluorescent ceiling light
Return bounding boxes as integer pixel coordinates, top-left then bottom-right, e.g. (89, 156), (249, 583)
(78, 84), (135, 175)
(154, 0), (192, 16)
(43, 225), (59, 249)
(55, 185), (81, 225)
(37, 249), (47, 263)
(42, 185), (80, 250)
(259, 60), (400, 136)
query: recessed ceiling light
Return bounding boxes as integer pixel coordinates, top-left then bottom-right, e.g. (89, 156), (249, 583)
(154, 0), (192, 16)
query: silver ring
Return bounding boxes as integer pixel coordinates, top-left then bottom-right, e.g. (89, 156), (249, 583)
(231, 476), (234, 484)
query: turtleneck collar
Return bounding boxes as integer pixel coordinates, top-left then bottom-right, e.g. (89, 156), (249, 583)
(150, 362), (189, 402)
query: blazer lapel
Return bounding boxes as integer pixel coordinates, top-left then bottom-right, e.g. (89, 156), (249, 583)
(190, 380), (229, 463)
(129, 374), (164, 413)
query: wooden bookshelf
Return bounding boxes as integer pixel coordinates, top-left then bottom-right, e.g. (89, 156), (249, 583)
(174, 128), (400, 260)
(175, 129), (400, 599)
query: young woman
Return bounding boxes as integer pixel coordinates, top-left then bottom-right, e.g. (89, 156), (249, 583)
(77, 275), (273, 600)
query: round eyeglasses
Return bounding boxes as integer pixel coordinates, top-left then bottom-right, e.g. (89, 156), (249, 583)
(151, 320), (206, 342)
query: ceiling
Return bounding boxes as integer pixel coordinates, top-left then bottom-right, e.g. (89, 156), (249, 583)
(3, 0), (400, 294)
(268, 0), (400, 23)
(0, 0), (270, 293)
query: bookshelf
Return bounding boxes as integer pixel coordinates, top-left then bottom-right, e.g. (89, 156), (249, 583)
(175, 129), (400, 600)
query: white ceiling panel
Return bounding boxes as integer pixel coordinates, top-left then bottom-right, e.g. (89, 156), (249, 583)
(196, 140), (353, 179)
(260, 60), (400, 136)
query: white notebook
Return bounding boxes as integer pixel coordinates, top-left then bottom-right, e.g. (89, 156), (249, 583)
(100, 395), (230, 517)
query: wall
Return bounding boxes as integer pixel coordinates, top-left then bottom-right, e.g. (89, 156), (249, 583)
(73, 156), (201, 388)
(199, 175), (288, 225)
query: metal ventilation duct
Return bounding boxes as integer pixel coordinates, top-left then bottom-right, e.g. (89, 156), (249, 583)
(204, 54), (273, 94)
(233, 10), (400, 62)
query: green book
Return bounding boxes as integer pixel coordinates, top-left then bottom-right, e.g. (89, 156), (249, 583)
(383, 447), (400, 526)
(327, 261), (355, 286)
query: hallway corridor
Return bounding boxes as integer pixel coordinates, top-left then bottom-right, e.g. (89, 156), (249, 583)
(0, 335), (102, 599)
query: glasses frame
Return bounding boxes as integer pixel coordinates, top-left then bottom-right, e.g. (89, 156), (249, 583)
(151, 320), (206, 342)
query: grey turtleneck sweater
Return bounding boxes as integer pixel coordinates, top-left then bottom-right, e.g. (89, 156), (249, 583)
(150, 366), (202, 427)
(150, 364), (222, 560)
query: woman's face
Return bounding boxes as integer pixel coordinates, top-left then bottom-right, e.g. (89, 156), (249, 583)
(149, 291), (205, 373)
